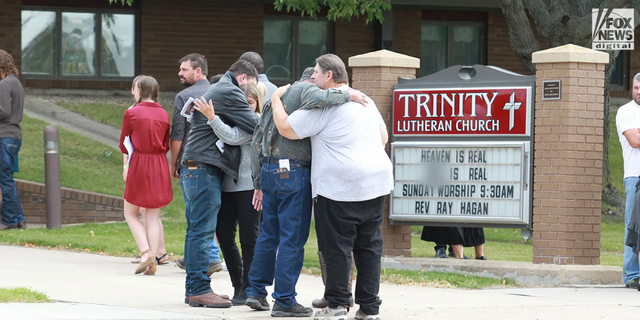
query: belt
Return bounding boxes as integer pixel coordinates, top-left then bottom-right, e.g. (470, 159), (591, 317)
(262, 157), (310, 169)
(183, 161), (216, 169)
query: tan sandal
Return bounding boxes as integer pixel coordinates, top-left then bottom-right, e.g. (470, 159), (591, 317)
(135, 249), (155, 274)
(144, 261), (157, 275)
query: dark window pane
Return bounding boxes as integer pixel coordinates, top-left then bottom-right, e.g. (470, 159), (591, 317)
(298, 20), (330, 78)
(421, 24), (447, 76)
(21, 10), (56, 75)
(264, 20), (293, 81)
(611, 51), (626, 87)
(62, 12), (95, 76)
(101, 14), (135, 77)
(450, 25), (482, 66)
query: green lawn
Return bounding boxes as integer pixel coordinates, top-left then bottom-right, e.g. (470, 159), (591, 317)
(57, 102), (130, 129)
(57, 101), (174, 129)
(0, 287), (49, 303)
(14, 116), (186, 221)
(609, 110), (623, 194)
(412, 216), (624, 267)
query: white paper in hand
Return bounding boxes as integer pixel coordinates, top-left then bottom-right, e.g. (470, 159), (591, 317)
(215, 139), (225, 154)
(181, 97), (197, 120)
(124, 135), (133, 166)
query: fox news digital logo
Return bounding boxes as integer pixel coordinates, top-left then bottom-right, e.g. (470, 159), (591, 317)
(592, 8), (634, 50)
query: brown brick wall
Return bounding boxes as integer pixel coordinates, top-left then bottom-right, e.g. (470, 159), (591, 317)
(139, 0), (263, 93)
(16, 179), (124, 225)
(0, 0), (22, 72)
(351, 65), (416, 257)
(335, 17), (377, 84)
(532, 61), (604, 265)
(393, 9), (422, 64)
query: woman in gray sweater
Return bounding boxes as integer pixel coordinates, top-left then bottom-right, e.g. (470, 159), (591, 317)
(193, 83), (264, 306)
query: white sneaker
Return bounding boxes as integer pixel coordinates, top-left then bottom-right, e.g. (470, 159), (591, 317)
(354, 309), (381, 320)
(314, 306), (348, 320)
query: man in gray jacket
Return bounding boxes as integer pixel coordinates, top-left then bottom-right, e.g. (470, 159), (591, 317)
(0, 50), (25, 231)
(181, 60), (258, 309)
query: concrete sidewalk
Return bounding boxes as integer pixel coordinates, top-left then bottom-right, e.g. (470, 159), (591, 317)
(1, 245), (638, 320)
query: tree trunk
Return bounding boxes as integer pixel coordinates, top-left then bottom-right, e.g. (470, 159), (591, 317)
(602, 51), (625, 211)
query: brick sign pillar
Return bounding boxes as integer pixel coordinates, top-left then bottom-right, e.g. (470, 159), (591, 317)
(531, 44), (609, 265)
(348, 50), (420, 257)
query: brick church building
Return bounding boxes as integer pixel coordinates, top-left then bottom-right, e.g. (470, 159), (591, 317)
(0, 0), (638, 96)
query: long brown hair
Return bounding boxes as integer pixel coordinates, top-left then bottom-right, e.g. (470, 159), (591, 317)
(0, 50), (19, 77)
(136, 76), (159, 104)
(131, 75), (145, 104)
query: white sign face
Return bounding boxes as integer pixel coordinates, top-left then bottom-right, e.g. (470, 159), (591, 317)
(390, 141), (531, 225)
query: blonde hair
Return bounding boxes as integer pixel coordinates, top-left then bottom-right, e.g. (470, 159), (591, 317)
(241, 83), (266, 114)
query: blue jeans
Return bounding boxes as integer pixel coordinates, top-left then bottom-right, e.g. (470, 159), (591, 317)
(0, 138), (24, 226)
(624, 176), (640, 284)
(246, 163), (312, 308)
(179, 168), (221, 272)
(181, 166), (223, 296)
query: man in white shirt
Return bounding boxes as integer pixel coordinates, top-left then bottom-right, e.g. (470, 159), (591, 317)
(272, 54), (392, 320)
(615, 72), (640, 288)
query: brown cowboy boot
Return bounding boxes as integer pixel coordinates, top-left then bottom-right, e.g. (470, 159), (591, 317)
(312, 251), (355, 308)
(312, 251), (329, 308)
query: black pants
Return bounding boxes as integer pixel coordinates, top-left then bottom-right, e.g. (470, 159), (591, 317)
(217, 190), (261, 290)
(315, 195), (384, 315)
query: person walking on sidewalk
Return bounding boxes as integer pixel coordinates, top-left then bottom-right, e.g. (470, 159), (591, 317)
(170, 54), (224, 279)
(180, 60), (259, 309)
(126, 75), (170, 266)
(0, 50), (26, 231)
(120, 75), (173, 276)
(272, 54), (393, 320)
(616, 72), (640, 289)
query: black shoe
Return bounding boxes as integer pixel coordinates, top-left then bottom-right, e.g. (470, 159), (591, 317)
(231, 287), (247, 306)
(449, 252), (470, 259)
(246, 295), (270, 311)
(271, 302), (313, 317)
(176, 257), (186, 270)
(435, 247), (448, 258)
(476, 256), (487, 260)
(626, 278), (639, 289)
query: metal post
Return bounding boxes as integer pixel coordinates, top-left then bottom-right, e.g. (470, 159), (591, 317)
(44, 125), (61, 229)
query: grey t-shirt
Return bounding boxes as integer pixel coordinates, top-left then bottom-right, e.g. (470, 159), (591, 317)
(0, 75), (24, 138)
(288, 96), (393, 202)
(170, 79), (211, 167)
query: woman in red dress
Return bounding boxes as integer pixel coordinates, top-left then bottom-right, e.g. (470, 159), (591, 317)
(120, 75), (173, 275)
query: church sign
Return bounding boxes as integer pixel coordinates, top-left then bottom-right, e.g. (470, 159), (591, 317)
(390, 66), (535, 228)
